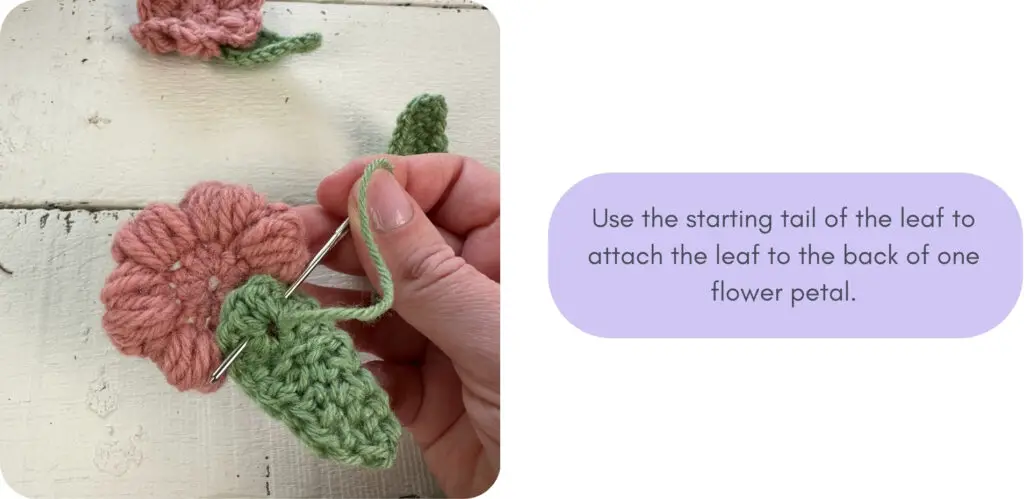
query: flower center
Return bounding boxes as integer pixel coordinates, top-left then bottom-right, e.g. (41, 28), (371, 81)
(167, 244), (252, 330)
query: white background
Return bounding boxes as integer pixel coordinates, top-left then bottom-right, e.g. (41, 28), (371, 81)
(4, 0), (1024, 498)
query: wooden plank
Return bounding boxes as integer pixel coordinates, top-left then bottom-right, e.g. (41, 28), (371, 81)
(0, 0), (499, 207)
(0, 209), (440, 498)
(276, 0), (485, 7)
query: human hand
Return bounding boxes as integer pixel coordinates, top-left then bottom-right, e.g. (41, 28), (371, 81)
(294, 153), (500, 497)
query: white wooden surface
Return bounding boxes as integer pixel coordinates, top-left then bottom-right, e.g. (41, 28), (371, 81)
(279, 0), (483, 6)
(0, 0), (499, 207)
(0, 0), (498, 497)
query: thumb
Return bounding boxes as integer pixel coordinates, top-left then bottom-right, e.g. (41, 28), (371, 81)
(347, 165), (499, 370)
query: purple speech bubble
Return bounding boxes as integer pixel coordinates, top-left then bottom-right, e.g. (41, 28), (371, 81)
(548, 173), (1023, 338)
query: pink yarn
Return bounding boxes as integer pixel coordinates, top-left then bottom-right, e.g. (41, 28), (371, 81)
(129, 0), (264, 59)
(100, 182), (309, 393)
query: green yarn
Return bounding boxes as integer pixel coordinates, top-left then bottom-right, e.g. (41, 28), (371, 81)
(215, 159), (401, 468)
(220, 30), (323, 67)
(212, 94), (452, 466)
(388, 94), (449, 155)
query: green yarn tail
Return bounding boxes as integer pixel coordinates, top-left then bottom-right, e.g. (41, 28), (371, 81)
(215, 160), (401, 468)
(387, 94), (449, 155)
(221, 30), (322, 67)
(293, 157), (396, 325)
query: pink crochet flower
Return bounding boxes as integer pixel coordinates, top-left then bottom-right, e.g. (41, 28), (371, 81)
(100, 182), (309, 393)
(130, 0), (265, 59)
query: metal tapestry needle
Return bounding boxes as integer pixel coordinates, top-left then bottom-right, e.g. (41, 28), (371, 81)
(209, 219), (351, 383)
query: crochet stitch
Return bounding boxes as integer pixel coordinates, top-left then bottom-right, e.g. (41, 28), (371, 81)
(388, 94), (449, 155)
(215, 159), (401, 467)
(100, 183), (308, 393)
(130, 0), (321, 64)
(99, 94), (450, 467)
(221, 30), (323, 67)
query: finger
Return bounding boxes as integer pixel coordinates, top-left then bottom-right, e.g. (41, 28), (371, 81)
(463, 217), (500, 282)
(295, 203), (465, 276)
(346, 311), (428, 365)
(364, 346), (465, 444)
(300, 283), (428, 364)
(316, 227), (465, 277)
(347, 164), (499, 379)
(363, 361), (423, 426)
(316, 153), (499, 237)
(293, 204), (341, 248)
(297, 282), (372, 308)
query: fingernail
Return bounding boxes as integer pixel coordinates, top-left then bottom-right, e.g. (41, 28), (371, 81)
(367, 169), (413, 231)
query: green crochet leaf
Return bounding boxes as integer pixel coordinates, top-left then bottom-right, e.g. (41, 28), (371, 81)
(220, 30), (323, 67)
(216, 275), (401, 468)
(388, 94), (449, 155)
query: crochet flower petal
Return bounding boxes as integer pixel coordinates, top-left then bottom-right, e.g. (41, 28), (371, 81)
(129, 20), (226, 59)
(180, 181), (271, 246)
(101, 264), (181, 357)
(131, 0), (264, 59)
(156, 320), (225, 393)
(232, 209), (308, 282)
(112, 204), (197, 273)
